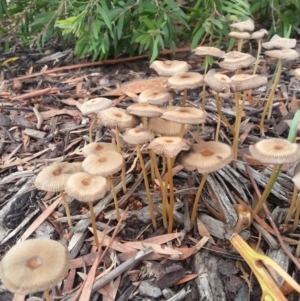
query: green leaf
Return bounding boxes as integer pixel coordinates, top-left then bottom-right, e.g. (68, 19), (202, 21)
(191, 26), (206, 49)
(117, 13), (125, 39)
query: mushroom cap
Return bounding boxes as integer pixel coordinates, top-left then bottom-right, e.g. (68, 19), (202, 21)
(192, 46), (225, 57)
(293, 68), (300, 79)
(123, 128), (154, 145)
(126, 103), (163, 117)
(293, 173), (300, 190)
(264, 49), (299, 61)
(180, 142), (233, 173)
(251, 29), (268, 40)
(230, 74), (267, 92)
(82, 142), (118, 157)
(98, 108), (139, 131)
(167, 72), (204, 90)
(294, 162), (300, 176)
(82, 151), (124, 176)
(249, 138), (300, 164)
(0, 239), (69, 295)
(65, 172), (107, 203)
(212, 89), (233, 100)
(218, 51), (256, 71)
(228, 31), (251, 39)
(80, 97), (112, 115)
(148, 136), (191, 158)
(262, 34), (297, 49)
(35, 162), (83, 192)
(138, 87), (173, 105)
(148, 116), (189, 136)
(149, 60), (191, 76)
(229, 19), (255, 32)
(204, 69), (231, 93)
(161, 106), (207, 125)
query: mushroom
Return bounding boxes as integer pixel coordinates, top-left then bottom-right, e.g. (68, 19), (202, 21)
(123, 128), (158, 229)
(0, 239), (69, 301)
(250, 29), (268, 75)
(167, 72), (204, 106)
(262, 34), (297, 50)
(180, 141), (233, 226)
(148, 136), (191, 232)
(82, 151), (124, 220)
(229, 19), (255, 32)
(138, 87), (173, 106)
(228, 31), (251, 52)
(98, 107), (139, 193)
(80, 97), (112, 143)
(249, 138), (300, 215)
(82, 142), (118, 157)
(260, 48), (300, 134)
(35, 162), (83, 227)
(149, 60), (191, 76)
(65, 172), (107, 248)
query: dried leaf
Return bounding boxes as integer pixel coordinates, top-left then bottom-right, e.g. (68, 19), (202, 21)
(290, 93), (299, 113)
(279, 101), (288, 116)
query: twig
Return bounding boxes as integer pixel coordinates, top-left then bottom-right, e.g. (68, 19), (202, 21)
(9, 87), (59, 101)
(243, 155), (300, 270)
(32, 104), (43, 129)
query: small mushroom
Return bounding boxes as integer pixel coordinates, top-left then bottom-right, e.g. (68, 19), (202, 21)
(138, 87), (173, 106)
(262, 34), (297, 50)
(250, 29), (268, 75)
(82, 142), (118, 157)
(228, 31), (251, 52)
(229, 19), (255, 32)
(150, 60), (191, 76)
(218, 51), (256, 72)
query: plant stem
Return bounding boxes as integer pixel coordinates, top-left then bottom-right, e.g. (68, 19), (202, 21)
(106, 176), (120, 220)
(252, 165), (279, 216)
(167, 157), (175, 233)
(89, 202), (100, 249)
(115, 127), (127, 194)
(284, 185), (298, 224)
(201, 55), (209, 112)
(161, 156), (166, 177)
(292, 196), (300, 232)
(190, 173), (208, 227)
(89, 113), (96, 143)
(260, 59), (282, 135)
(237, 39), (243, 52)
(253, 39), (262, 75)
(136, 145), (157, 230)
(60, 191), (72, 227)
(232, 91), (242, 167)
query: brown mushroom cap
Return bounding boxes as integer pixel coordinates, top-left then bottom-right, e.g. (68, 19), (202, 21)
(0, 239), (69, 295)
(123, 128), (154, 145)
(149, 60), (191, 76)
(167, 72), (204, 90)
(180, 142), (233, 173)
(65, 172), (107, 203)
(218, 51), (256, 71)
(98, 108), (139, 131)
(138, 87), (173, 105)
(249, 138), (300, 164)
(229, 19), (255, 32)
(251, 29), (268, 40)
(82, 142), (118, 157)
(264, 49), (299, 61)
(35, 162), (83, 192)
(262, 34), (297, 49)
(161, 106), (207, 125)
(212, 89), (232, 100)
(82, 151), (124, 176)
(148, 136), (191, 158)
(192, 46), (225, 57)
(228, 31), (251, 39)
(80, 97), (112, 115)
(230, 74), (268, 92)
(148, 116), (189, 136)
(126, 103), (163, 117)
(204, 69), (231, 93)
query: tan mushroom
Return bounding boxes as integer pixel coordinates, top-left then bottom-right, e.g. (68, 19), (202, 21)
(229, 19), (255, 32)
(262, 34), (297, 50)
(251, 29), (268, 75)
(65, 172), (107, 248)
(35, 162), (83, 227)
(0, 239), (69, 301)
(150, 60), (191, 76)
(228, 31), (251, 52)
(82, 142), (118, 157)
(218, 51), (256, 72)
(180, 141), (233, 226)
(138, 87), (173, 106)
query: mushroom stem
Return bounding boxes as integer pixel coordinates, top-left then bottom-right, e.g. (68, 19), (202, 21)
(167, 157), (175, 233)
(161, 156), (166, 177)
(292, 196), (300, 232)
(215, 93), (235, 141)
(259, 59), (282, 135)
(237, 39), (243, 52)
(252, 165), (279, 216)
(44, 290), (50, 301)
(88, 202), (100, 249)
(201, 55), (209, 113)
(149, 150), (168, 229)
(136, 145), (157, 229)
(284, 185), (298, 224)
(106, 176), (120, 220)
(114, 127), (127, 194)
(182, 89), (187, 107)
(89, 113), (96, 143)
(60, 191), (72, 227)
(179, 124), (185, 138)
(141, 116), (148, 129)
(232, 91), (242, 166)
(253, 39), (262, 75)
(190, 173), (208, 227)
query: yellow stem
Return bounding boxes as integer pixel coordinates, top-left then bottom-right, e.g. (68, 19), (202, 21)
(253, 39), (262, 75)
(137, 145), (157, 229)
(232, 92), (241, 165)
(237, 39), (243, 52)
(107, 176), (120, 220)
(60, 191), (72, 227)
(88, 202), (100, 249)
(284, 186), (298, 224)
(44, 290), (50, 301)
(161, 156), (166, 177)
(292, 196), (300, 232)
(182, 89), (187, 107)
(190, 173), (208, 227)
(142, 116), (148, 129)
(179, 123), (185, 138)
(260, 59), (282, 135)
(89, 113), (96, 143)
(167, 157), (175, 233)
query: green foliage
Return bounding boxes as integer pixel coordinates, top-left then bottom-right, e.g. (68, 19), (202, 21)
(0, 0), (299, 61)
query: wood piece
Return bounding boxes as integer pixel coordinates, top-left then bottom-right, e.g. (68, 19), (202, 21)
(252, 221), (280, 249)
(23, 128), (47, 139)
(0, 170), (34, 185)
